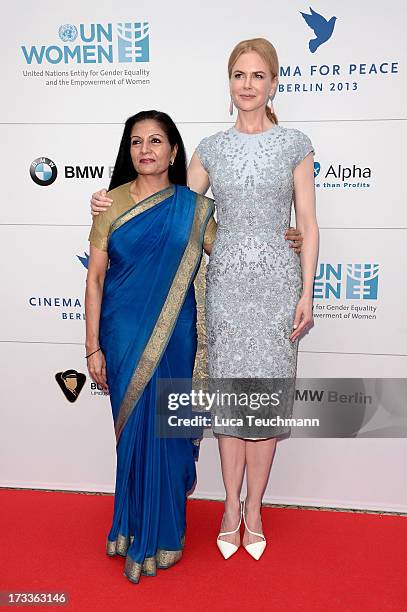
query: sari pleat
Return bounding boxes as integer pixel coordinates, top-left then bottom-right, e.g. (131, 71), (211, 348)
(101, 185), (214, 583)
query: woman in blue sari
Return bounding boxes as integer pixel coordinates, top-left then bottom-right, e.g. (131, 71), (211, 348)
(85, 110), (214, 583)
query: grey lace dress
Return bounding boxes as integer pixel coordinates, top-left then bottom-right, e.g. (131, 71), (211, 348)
(195, 125), (314, 438)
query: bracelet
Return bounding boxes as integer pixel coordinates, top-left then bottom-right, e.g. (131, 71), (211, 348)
(86, 348), (101, 359)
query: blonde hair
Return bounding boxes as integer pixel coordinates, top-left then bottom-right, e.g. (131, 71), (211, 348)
(228, 38), (279, 125)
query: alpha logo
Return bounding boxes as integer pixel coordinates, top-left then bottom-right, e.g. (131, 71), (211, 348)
(314, 263), (379, 300)
(22, 22), (150, 65)
(300, 7), (337, 53)
(325, 164), (371, 181)
(30, 157), (58, 186)
(314, 161), (372, 188)
(55, 369), (86, 403)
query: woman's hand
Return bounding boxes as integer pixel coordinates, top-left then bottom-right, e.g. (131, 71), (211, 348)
(289, 295), (314, 343)
(87, 349), (108, 392)
(90, 189), (112, 216)
(285, 226), (303, 253)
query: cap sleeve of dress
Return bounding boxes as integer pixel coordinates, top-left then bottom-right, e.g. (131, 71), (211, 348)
(88, 209), (112, 251)
(195, 136), (212, 173)
(291, 129), (314, 170)
(195, 133), (221, 175)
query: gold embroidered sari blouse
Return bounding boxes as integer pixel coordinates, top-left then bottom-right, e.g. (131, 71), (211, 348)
(88, 181), (217, 253)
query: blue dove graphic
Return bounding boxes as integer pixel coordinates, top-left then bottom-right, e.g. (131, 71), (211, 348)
(77, 252), (89, 269)
(300, 7), (337, 53)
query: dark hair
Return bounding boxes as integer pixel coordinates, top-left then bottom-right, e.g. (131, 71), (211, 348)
(109, 110), (187, 190)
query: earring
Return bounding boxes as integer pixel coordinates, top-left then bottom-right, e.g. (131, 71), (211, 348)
(267, 93), (276, 117)
(229, 97), (234, 116)
(169, 159), (174, 166)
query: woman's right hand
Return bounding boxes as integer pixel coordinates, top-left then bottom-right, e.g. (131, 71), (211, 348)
(90, 189), (113, 216)
(87, 349), (109, 392)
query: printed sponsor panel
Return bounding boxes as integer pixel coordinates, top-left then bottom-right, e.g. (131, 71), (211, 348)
(266, 436), (407, 511)
(297, 351), (407, 378)
(0, 226), (89, 343)
(1, 224), (404, 356)
(3, 1), (406, 122)
(301, 229), (406, 355)
(0, 341), (115, 491)
(3, 119), (404, 228)
(3, 340), (406, 508)
(289, 120), (407, 228)
(2, 122), (222, 225)
(2, 123), (122, 225)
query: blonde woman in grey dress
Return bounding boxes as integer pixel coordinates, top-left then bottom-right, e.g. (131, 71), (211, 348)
(90, 38), (318, 562)
(188, 38), (319, 561)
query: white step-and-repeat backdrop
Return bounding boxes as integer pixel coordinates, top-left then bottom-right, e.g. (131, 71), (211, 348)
(1, 1), (406, 511)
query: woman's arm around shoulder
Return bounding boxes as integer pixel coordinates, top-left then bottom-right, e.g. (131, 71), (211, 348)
(90, 188), (113, 216)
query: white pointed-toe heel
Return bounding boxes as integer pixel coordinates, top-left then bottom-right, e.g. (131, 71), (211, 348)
(242, 500), (267, 561)
(216, 502), (243, 560)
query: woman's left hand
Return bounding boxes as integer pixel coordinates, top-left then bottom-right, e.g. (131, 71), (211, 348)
(285, 226), (303, 253)
(289, 296), (314, 342)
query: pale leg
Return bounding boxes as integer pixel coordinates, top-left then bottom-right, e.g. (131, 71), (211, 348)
(217, 435), (246, 546)
(243, 438), (276, 546)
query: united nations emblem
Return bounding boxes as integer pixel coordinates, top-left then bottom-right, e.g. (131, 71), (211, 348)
(58, 24), (78, 43)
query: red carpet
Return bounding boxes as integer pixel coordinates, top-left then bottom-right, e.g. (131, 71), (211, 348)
(1, 490), (406, 611)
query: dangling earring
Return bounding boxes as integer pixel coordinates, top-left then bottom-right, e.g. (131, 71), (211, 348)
(268, 92), (276, 106)
(267, 92), (276, 116)
(229, 97), (234, 116)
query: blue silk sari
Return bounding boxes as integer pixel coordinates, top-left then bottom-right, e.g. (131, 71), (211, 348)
(99, 184), (214, 583)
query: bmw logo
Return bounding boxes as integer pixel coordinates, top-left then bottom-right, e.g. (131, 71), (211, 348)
(58, 24), (78, 43)
(30, 157), (58, 186)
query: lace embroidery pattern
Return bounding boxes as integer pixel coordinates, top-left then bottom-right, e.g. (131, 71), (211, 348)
(196, 127), (314, 437)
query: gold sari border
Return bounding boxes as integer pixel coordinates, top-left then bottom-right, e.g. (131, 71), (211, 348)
(108, 534), (186, 583)
(124, 548), (184, 584)
(108, 185), (175, 243)
(106, 533), (135, 557)
(115, 193), (214, 442)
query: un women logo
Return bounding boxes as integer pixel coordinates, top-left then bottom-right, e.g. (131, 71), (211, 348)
(346, 264), (379, 300)
(58, 24), (78, 43)
(117, 22), (150, 62)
